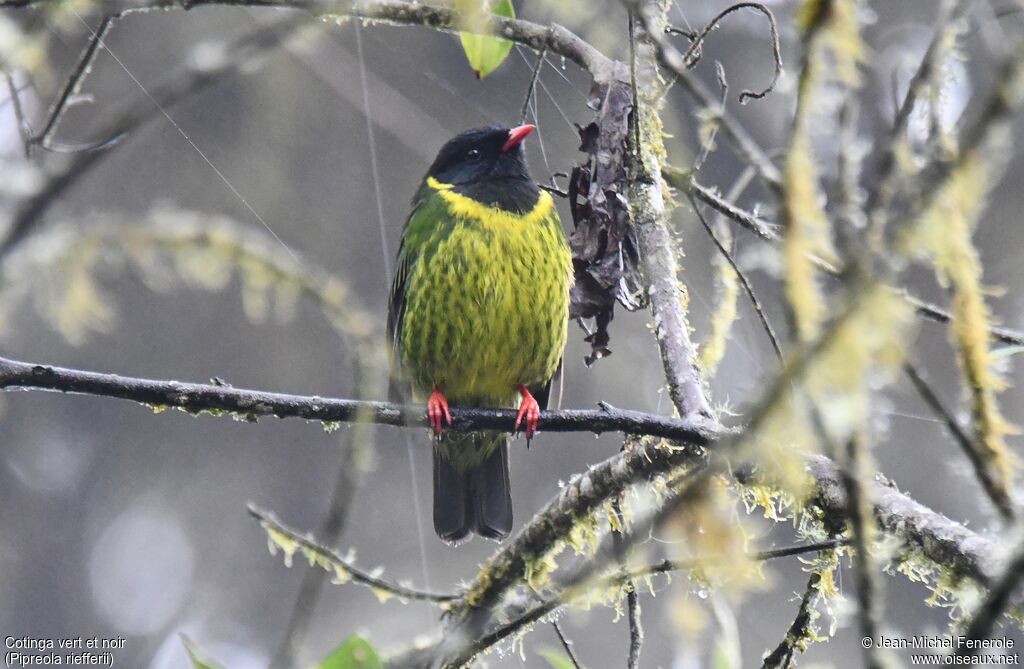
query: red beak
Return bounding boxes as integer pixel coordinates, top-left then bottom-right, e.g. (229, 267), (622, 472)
(502, 124), (535, 153)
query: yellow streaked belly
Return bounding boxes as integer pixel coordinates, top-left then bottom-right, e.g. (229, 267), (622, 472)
(399, 206), (570, 407)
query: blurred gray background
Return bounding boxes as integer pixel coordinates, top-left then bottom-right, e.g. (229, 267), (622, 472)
(2, 1), (1024, 667)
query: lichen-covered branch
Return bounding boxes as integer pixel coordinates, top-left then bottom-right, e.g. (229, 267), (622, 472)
(627, 0), (713, 422)
(1, 352), (1013, 657)
(760, 570), (826, 668)
(805, 454), (1000, 587)
(249, 505), (458, 605)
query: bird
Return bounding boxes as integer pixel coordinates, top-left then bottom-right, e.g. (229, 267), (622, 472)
(387, 124), (572, 544)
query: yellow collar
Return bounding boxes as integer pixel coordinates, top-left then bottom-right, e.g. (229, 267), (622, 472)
(427, 176), (554, 227)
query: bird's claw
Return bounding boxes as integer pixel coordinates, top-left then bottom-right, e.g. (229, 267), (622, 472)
(515, 385), (540, 440)
(427, 386), (451, 435)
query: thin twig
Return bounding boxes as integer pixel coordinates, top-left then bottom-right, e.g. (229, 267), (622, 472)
(673, 1), (782, 103)
(752, 538), (850, 562)
(952, 531), (1024, 659)
(552, 621), (584, 669)
(624, 538), (853, 580)
(611, 497), (643, 669)
(519, 42), (548, 124)
(760, 570), (824, 668)
(669, 170), (777, 240)
(248, 505), (457, 605)
(4, 71), (32, 156)
(841, 433), (883, 669)
(32, 15), (117, 152)
(688, 191), (784, 364)
(903, 362), (1016, 520)
(865, 0), (970, 240)
(906, 294), (1024, 347)
(692, 61), (727, 171)
(632, 0), (783, 188)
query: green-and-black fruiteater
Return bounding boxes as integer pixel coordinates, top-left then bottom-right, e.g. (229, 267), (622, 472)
(387, 124), (572, 544)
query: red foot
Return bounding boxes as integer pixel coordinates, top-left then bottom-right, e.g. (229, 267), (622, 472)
(515, 384), (541, 440)
(427, 386), (451, 435)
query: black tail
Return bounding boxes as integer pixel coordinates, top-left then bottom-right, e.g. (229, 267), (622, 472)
(433, 439), (512, 544)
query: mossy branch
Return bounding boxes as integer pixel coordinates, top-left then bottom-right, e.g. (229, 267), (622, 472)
(627, 0), (714, 422)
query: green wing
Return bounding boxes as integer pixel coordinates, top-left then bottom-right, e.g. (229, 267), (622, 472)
(387, 233), (413, 403)
(386, 192), (435, 402)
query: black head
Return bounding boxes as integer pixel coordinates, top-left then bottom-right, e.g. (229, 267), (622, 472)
(425, 125), (540, 213)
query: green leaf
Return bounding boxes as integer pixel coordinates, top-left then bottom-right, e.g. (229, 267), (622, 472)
(181, 636), (225, 669)
(539, 648), (576, 669)
(456, 0), (515, 79)
(315, 635), (383, 669)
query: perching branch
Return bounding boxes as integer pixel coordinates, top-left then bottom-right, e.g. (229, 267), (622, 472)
(0, 355), (717, 443)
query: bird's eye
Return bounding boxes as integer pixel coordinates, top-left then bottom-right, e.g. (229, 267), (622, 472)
(466, 148), (481, 162)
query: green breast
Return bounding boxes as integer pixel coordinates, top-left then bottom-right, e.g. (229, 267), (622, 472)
(396, 182), (572, 407)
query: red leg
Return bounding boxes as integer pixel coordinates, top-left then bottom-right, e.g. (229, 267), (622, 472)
(515, 384), (541, 440)
(427, 386), (451, 435)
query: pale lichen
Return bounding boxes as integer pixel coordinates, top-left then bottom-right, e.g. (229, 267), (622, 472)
(906, 153), (1018, 501)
